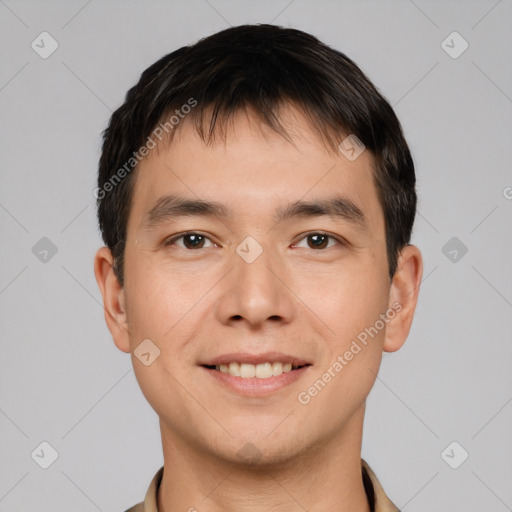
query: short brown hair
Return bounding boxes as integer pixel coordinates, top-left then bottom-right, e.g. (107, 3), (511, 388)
(97, 24), (416, 286)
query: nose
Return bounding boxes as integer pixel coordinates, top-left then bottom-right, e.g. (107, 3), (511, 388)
(215, 242), (295, 330)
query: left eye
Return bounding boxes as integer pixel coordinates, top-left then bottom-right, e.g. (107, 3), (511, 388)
(165, 233), (216, 249)
(293, 233), (339, 250)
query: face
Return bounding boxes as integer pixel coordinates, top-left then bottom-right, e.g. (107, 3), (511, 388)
(95, 105), (422, 466)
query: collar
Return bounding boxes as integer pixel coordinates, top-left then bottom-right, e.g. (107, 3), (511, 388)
(125, 459), (400, 512)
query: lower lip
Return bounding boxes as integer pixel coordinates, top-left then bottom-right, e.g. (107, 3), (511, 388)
(200, 366), (311, 396)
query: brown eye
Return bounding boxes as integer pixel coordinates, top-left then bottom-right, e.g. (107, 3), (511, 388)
(182, 234), (205, 249)
(307, 234), (329, 249)
(165, 233), (215, 249)
(293, 233), (339, 250)
(292, 232), (344, 250)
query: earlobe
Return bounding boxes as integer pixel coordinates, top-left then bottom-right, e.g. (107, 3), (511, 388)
(94, 246), (131, 353)
(383, 245), (423, 353)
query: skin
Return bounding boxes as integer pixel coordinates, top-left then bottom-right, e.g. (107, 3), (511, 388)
(95, 105), (422, 512)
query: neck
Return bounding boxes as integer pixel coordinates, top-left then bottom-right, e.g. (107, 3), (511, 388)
(157, 406), (371, 512)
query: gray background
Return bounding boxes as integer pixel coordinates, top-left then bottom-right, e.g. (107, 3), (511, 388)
(1, 0), (511, 510)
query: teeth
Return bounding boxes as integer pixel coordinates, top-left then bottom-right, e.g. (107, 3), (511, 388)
(255, 362), (272, 378)
(228, 362), (240, 377)
(272, 362), (283, 376)
(214, 362), (302, 379)
(240, 363), (256, 378)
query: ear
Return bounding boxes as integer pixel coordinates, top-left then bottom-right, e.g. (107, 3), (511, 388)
(383, 244), (423, 353)
(94, 246), (131, 353)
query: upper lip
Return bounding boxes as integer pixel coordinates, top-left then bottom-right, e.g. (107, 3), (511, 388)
(200, 351), (311, 367)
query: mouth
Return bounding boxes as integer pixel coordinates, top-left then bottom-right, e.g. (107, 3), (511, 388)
(199, 352), (312, 396)
(201, 361), (311, 379)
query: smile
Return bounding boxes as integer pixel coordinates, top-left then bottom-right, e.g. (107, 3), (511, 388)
(200, 363), (312, 397)
(204, 361), (307, 379)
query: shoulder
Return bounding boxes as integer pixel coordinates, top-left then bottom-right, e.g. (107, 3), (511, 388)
(122, 466), (164, 512)
(123, 502), (144, 512)
(361, 459), (401, 512)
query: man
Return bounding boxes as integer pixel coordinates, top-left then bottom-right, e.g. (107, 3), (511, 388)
(94, 24), (422, 512)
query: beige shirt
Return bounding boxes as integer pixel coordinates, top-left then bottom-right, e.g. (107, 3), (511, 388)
(125, 459), (400, 512)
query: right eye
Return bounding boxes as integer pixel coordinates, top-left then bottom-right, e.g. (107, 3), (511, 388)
(164, 232), (217, 250)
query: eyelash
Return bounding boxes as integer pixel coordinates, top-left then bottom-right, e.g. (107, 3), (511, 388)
(164, 231), (344, 250)
(164, 232), (217, 249)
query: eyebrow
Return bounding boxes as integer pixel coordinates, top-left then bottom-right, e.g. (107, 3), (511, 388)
(275, 197), (366, 228)
(142, 194), (366, 230)
(142, 194), (229, 229)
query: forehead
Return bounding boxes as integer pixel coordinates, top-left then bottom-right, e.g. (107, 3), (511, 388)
(127, 105), (383, 233)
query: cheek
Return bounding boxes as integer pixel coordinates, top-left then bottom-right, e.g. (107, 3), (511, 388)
(294, 317), (383, 433)
(292, 260), (389, 335)
(124, 255), (203, 339)
(290, 258), (390, 411)
(123, 259), (216, 391)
